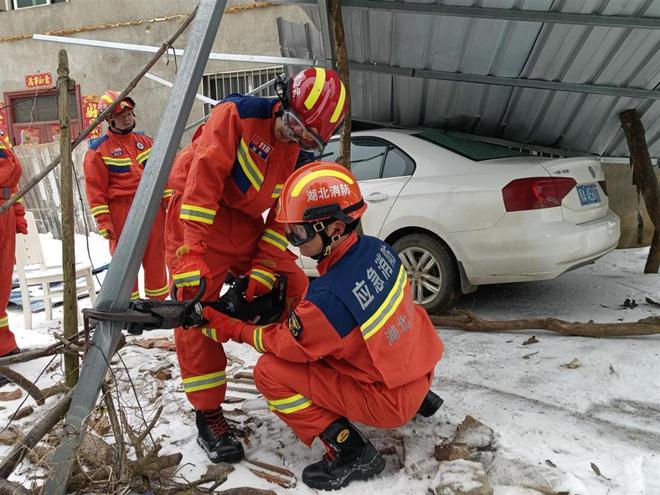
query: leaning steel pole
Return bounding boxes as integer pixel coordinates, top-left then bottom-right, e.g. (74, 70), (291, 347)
(43, 1), (227, 493)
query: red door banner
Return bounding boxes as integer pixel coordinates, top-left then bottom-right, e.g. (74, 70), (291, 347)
(81, 95), (102, 139)
(0, 106), (9, 143)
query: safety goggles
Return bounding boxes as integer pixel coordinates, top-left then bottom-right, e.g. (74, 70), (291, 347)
(284, 221), (326, 246)
(281, 110), (325, 153)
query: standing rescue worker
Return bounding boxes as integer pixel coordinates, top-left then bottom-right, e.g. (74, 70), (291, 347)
(167, 68), (347, 463)
(198, 162), (445, 490)
(84, 91), (170, 301)
(0, 130), (27, 386)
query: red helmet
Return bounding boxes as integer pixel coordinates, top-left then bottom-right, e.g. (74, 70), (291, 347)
(276, 161), (366, 244)
(98, 90), (135, 117)
(281, 67), (347, 153)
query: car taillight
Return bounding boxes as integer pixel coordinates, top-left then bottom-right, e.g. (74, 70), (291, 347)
(502, 177), (577, 212)
(598, 180), (608, 196)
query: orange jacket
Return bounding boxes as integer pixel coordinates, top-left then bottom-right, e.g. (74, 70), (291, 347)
(83, 130), (172, 221)
(169, 96), (300, 261)
(0, 131), (25, 219)
(205, 233), (444, 390)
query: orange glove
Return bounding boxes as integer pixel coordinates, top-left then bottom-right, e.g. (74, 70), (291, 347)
(13, 202), (27, 235)
(200, 307), (242, 343)
(172, 244), (210, 300)
(96, 213), (115, 240)
(245, 262), (277, 302)
(15, 216), (28, 235)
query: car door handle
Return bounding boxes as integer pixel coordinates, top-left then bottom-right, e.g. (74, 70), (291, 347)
(366, 192), (389, 202)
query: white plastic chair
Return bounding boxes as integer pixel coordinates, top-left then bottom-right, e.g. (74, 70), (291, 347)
(13, 212), (97, 329)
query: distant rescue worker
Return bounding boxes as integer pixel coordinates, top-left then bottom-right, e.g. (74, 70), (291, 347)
(166, 68), (348, 463)
(198, 162), (445, 490)
(83, 91), (170, 301)
(0, 130), (27, 385)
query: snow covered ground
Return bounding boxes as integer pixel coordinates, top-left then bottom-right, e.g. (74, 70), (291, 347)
(2, 236), (659, 494)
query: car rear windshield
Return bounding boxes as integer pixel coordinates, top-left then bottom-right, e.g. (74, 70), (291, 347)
(413, 129), (529, 161)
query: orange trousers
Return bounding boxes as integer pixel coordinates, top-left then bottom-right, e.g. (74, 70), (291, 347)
(253, 353), (431, 446)
(0, 203), (18, 356)
(165, 195), (309, 411)
(109, 198), (169, 300)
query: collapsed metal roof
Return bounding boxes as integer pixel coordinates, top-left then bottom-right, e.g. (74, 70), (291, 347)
(277, 0), (660, 158)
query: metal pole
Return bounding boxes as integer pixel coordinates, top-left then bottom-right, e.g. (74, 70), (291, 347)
(43, 2), (227, 493)
(57, 49), (79, 388)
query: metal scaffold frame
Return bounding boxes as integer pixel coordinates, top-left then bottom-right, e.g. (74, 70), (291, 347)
(43, 1), (227, 493)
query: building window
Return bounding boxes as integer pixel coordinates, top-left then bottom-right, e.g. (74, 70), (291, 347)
(202, 66), (284, 115)
(12, 0), (67, 9)
(3, 87), (83, 145)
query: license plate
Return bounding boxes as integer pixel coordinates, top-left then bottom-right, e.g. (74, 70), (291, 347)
(577, 184), (600, 206)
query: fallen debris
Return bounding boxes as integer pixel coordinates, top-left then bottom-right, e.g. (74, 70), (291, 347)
(430, 459), (492, 495)
(430, 310), (660, 337)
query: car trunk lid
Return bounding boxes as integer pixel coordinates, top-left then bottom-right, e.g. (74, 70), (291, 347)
(538, 157), (609, 224)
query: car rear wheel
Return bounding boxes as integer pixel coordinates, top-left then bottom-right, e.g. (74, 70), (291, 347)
(392, 233), (460, 314)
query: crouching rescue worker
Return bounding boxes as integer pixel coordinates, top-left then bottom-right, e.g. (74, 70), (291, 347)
(84, 91), (170, 301)
(166, 67), (348, 464)
(197, 162), (445, 490)
(0, 130), (27, 386)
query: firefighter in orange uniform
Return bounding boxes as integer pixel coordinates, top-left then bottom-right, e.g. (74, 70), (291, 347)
(167, 68), (348, 463)
(198, 162), (445, 490)
(83, 91), (170, 301)
(0, 130), (27, 385)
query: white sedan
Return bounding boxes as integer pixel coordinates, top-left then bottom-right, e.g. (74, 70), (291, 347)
(294, 129), (620, 314)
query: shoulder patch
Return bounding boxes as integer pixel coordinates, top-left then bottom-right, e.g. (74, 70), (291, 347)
(305, 281), (357, 338)
(88, 134), (109, 151)
(222, 94), (278, 120)
(288, 311), (303, 339)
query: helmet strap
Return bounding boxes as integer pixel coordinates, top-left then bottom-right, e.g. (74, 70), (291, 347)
(310, 221), (342, 261)
(274, 75), (290, 109)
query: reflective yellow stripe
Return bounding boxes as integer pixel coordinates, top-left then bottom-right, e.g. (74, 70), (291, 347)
(99, 229), (109, 237)
(173, 270), (201, 287)
(182, 371), (226, 393)
(250, 269), (276, 290)
(291, 169), (354, 197)
(131, 291), (140, 300)
(91, 204), (110, 216)
(0, 316), (8, 328)
(267, 393), (312, 414)
(261, 229), (288, 251)
(101, 94), (114, 104)
(253, 326), (265, 353)
(361, 265), (407, 341)
(145, 285), (169, 297)
(180, 203), (216, 225)
(162, 188), (173, 199)
(271, 183), (283, 199)
(236, 139), (263, 191)
(330, 81), (346, 123)
(201, 327), (218, 342)
(136, 148), (151, 164)
(102, 156), (132, 166)
(304, 67), (326, 110)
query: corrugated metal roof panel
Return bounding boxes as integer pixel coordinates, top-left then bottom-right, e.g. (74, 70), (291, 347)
(279, 0), (660, 157)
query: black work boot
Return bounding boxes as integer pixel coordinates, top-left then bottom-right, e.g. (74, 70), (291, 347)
(302, 418), (385, 490)
(416, 390), (444, 417)
(195, 408), (244, 463)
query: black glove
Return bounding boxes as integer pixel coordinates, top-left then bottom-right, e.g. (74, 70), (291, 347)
(207, 274), (287, 324)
